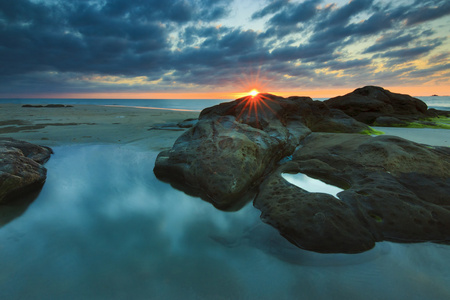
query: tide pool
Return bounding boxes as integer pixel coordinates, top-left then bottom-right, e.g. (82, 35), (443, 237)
(282, 173), (344, 198)
(0, 145), (449, 299)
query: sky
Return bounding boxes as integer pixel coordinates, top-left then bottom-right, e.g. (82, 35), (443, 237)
(0, 0), (449, 99)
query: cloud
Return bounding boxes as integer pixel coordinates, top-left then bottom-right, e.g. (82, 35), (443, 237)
(407, 63), (450, 78)
(364, 34), (416, 53)
(251, 0), (289, 20)
(380, 43), (442, 59)
(0, 0), (449, 96)
(268, 0), (321, 26)
(404, 0), (450, 25)
(315, 0), (374, 30)
(325, 58), (373, 71)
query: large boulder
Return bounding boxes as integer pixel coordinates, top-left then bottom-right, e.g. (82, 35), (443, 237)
(154, 91), (450, 253)
(324, 86), (448, 125)
(154, 94), (373, 210)
(0, 138), (52, 203)
(255, 133), (450, 253)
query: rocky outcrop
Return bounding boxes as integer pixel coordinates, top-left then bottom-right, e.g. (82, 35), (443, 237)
(255, 133), (450, 253)
(154, 94), (373, 210)
(325, 86), (450, 125)
(0, 138), (52, 203)
(154, 90), (450, 253)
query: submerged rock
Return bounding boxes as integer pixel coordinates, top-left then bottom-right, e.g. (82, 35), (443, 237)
(0, 138), (52, 203)
(154, 94), (372, 210)
(325, 86), (449, 125)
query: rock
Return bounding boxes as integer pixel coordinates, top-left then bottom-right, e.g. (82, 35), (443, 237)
(22, 104), (73, 108)
(0, 138), (52, 203)
(177, 118), (198, 128)
(255, 133), (450, 253)
(373, 116), (407, 126)
(22, 104), (44, 108)
(324, 86), (433, 125)
(154, 94), (373, 210)
(154, 90), (450, 253)
(148, 119), (199, 131)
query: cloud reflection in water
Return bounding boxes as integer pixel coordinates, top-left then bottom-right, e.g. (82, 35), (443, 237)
(0, 145), (449, 299)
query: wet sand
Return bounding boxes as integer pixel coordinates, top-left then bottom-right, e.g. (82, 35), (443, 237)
(0, 104), (199, 151)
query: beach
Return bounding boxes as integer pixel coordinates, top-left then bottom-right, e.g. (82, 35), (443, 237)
(0, 104), (199, 151)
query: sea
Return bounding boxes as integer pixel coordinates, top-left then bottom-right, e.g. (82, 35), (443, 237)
(1, 95), (449, 111)
(0, 96), (449, 299)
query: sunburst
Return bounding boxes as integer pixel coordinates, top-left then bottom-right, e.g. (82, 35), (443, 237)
(235, 92), (278, 129)
(249, 89), (259, 97)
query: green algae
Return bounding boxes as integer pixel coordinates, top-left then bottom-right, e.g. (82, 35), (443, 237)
(405, 117), (450, 129)
(369, 213), (383, 223)
(359, 127), (384, 135)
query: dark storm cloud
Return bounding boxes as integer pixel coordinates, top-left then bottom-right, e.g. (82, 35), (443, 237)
(0, 0), (230, 79)
(0, 0), (449, 95)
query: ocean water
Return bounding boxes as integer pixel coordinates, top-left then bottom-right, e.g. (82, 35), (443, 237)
(1, 96), (449, 111)
(0, 145), (449, 299)
(0, 98), (227, 112)
(0, 96), (449, 298)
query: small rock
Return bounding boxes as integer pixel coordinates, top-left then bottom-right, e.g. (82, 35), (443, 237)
(177, 118), (198, 128)
(0, 138), (52, 203)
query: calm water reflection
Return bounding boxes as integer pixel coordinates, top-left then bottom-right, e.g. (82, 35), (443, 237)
(0, 145), (449, 299)
(282, 173), (344, 198)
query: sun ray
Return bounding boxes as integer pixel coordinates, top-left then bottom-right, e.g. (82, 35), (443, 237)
(234, 93), (279, 129)
(249, 89), (259, 97)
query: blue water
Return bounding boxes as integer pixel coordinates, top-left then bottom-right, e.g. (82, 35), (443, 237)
(1, 95), (450, 298)
(1, 145), (449, 299)
(0, 98), (228, 112)
(1, 96), (449, 111)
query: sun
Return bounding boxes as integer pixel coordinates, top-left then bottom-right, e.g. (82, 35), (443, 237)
(249, 89), (259, 97)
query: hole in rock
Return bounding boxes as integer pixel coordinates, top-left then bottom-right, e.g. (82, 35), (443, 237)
(282, 173), (344, 198)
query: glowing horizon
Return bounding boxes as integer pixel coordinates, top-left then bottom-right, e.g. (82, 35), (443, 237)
(2, 85), (448, 100)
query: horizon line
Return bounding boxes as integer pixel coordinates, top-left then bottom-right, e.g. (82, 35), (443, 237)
(0, 85), (448, 100)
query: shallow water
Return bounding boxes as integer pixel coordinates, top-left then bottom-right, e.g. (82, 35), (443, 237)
(0, 145), (449, 299)
(282, 173), (344, 197)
